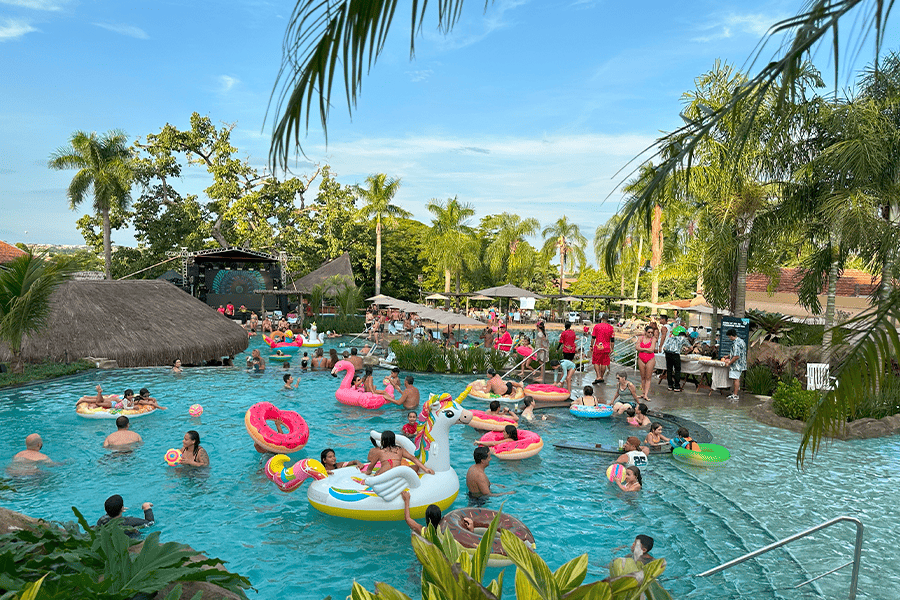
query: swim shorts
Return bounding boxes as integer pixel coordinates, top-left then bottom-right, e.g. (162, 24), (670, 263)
(592, 347), (611, 366)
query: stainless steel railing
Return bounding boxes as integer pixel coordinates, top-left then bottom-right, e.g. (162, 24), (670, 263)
(697, 516), (864, 599)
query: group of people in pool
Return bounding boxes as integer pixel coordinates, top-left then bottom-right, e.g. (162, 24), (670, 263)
(75, 384), (167, 411)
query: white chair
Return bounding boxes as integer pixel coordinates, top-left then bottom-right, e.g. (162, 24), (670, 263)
(807, 363), (836, 391)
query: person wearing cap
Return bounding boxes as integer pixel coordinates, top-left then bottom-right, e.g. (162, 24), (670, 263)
(96, 495), (156, 539)
(661, 326), (690, 392)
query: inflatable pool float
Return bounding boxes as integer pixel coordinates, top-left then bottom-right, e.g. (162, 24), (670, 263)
(525, 384), (570, 402)
(478, 430), (543, 460)
(245, 402), (309, 454)
(672, 443), (730, 467)
(302, 326), (325, 347)
(439, 508), (536, 567)
(515, 346), (534, 357)
(331, 360), (395, 409)
(468, 380), (525, 401)
(266, 388), (473, 520)
(269, 354), (292, 363)
(263, 335), (304, 352)
(468, 409), (518, 432)
(76, 401), (157, 419)
(569, 404), (614, 418)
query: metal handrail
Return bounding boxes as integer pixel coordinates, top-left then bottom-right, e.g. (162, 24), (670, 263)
(501, 349), (540, 380)
(697, 516), (863, 600)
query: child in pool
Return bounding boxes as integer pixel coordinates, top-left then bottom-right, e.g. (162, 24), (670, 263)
(616, 466), (642, 492)
(644, 422), (670, 447)
(320, 448), (362, 474)
(612, 372), (640, 414)
(402, 411), (418, 437)
(475, 424), (518, 448)
(626, 403), (651, 427)
(572, 385), (598, 407)
(669, 427), (700, 451)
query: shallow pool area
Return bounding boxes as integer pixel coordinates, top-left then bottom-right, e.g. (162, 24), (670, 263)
(1, 339), (895, 599)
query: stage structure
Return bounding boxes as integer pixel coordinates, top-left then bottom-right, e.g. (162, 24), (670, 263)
(180, 247), (288, 313)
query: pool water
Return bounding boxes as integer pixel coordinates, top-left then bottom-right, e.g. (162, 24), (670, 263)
(0, 337), (895, 599)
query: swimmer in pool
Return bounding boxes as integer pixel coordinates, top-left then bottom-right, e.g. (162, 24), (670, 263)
(475, 424), (518, 449)
(363, 430), (433, 476)
(465, 446), (513, 498)
(320, 448), (361, 474)
(572, 385), (598, 407)
(612, 372), (640, 414)
(644, 422), (670, 447)
(485, 368), (523, 397)
(616, 466), (642, 492)
(487, 400), (518, 422)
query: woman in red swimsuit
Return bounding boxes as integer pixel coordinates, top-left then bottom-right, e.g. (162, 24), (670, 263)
(636, 326), (658, 400)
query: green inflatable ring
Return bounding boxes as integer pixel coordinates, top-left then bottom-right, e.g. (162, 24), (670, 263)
(269, 355), (292, 363)
(672, 443), (730, 466)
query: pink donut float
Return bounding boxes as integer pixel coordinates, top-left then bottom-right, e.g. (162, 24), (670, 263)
(478, 430), (543, 460)
(524, 383), (571, 402)
(515, 346), (534, 357)
(244, 402), (309, 454)
(468, 409), (518, 431)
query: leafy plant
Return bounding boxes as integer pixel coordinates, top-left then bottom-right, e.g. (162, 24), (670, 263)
(487, 349), (510, 373)
(744, 364), (776, 396)
(747, 309), (794, 345)
(771, 379), (820, 421)
(0, 507), (251, 599)
(0, 359), (96, 389)
(349, 510), (670, 600)
(850, 374), (900, 421)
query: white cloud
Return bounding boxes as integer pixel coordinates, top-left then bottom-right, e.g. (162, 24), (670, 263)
(0, 18), (37, 41)
(218, 75), (240, 93)
(425, 0), (529, 50)
(93, 22), (149, 39)
(0, 0), (66, 10)
(407, 69), (433, 82)
(692, 12), (787, 44)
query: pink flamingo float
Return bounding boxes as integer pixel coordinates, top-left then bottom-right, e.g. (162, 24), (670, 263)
(330, 360), (395, 409)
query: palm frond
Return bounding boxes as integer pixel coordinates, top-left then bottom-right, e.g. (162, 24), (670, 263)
(798, 287), (900, 466)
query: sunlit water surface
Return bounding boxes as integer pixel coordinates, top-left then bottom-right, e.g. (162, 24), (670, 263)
(1, 337), (895, 599)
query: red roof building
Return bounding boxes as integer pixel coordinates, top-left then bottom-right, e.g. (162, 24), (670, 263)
(745, 268), (880, 298)
(0, 241), (26, 264)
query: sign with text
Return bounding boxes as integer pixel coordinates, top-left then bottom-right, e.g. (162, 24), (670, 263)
(718, 316), (750, 359)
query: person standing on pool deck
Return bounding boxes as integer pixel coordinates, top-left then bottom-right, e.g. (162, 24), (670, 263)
(12, 434), (51, 462)
(559, 321), (577, 361)
(103, 417), (142, 448)
(591, 315), (615, 384)
(662, 328), (689, 392)
(466, 446), (513, 498)
(724, 328), (747, 402)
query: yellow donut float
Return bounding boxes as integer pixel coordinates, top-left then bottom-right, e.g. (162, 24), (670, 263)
(468, 380), (525, 401)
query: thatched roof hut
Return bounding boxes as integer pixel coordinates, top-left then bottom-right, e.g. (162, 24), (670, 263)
(288, 252), (355, 294)
(0, 280), (249, 367)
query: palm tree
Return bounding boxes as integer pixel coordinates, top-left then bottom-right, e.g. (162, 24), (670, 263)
(355, 174), (409, 296)
(424, 197), (477, 304)
(484, 213), (540, 286)
(49, 130), (133, 280)
(541, 217), (586, 295)
(0, 253), (75, 373)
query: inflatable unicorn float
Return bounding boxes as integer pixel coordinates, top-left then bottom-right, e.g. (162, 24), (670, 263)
(265, 388), (473, 521)
(331, 359), (396, 409)
(263, 324), (326, 352)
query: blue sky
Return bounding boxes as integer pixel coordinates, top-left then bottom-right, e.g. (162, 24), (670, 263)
(0, 0), (882, 258)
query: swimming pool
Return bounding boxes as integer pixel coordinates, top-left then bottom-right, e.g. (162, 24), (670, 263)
(0, 337), (893, 599)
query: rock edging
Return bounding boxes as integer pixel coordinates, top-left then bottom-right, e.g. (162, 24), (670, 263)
(750, 398), (900, 440)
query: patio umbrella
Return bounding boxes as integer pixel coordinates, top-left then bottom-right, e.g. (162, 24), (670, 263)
(474, 284), (541, 321)
(466, 293), (493, 315)
(366, 294), (394, 305)
(425, 293), (449, 301)
(558, 296), (581, 303)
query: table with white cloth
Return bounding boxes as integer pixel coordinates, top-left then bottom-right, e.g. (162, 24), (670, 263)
(652, 354), (730, 391)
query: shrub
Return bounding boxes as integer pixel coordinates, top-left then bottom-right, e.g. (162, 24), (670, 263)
(316, 314), (366, 334)
(744, 364), (776, 396)
(771, 379), (820, 421)
(851, 374), (900, 421)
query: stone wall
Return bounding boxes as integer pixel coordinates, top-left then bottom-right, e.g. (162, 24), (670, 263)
(751, 398), (900, 440)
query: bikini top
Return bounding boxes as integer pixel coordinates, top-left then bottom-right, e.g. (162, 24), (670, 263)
(639, 337), (653, 350)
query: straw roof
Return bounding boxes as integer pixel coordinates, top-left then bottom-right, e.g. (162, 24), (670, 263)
(289, 253), (355, 294)
(0, 280), (249, 367)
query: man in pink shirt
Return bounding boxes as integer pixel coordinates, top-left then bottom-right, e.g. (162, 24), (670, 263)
(591, 314), (615, 384)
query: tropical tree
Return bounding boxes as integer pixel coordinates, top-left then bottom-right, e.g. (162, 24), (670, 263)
(423, 197), (477, 303)
(483, 213), (540, 285)
(541, 216), (586, 295)
(0, 253), (76, 373)
(48, 130), (133, 280)
(355, 174), (408, 296)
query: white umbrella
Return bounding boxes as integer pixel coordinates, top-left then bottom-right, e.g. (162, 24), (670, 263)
(425, 293), (449, 301)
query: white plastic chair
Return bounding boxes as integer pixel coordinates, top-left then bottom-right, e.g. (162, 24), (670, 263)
(807, 363), (836, 391)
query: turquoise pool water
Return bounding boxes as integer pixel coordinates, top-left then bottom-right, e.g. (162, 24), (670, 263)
(0, 337), (894, 599)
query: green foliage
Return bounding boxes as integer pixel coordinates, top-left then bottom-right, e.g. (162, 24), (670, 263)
(0, 253), (78, 373)
(851, 374), (900, 421)
(389, 341), (509, 375)
(771, 379), (819, 421)
(315, 315), (365, 334)
(744, 364), (777, 396)
(747, 310), (794, 345)
(0, 507), (250, 599)
(0, 359), (96, 389)
(349, 509), (669, 600)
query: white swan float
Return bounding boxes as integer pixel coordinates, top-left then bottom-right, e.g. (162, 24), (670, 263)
(302, 324), (325, 347)
(266, 387), (472, 521)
